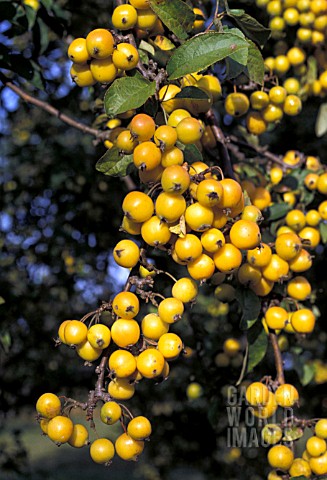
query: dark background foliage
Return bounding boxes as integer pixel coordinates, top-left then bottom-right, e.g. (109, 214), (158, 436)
(0, 1), (326, 479)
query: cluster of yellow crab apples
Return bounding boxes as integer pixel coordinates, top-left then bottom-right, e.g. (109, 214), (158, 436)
(36, 391), (151, 463)
(68, 27), (140, 87)
(246, 381), (327, 477)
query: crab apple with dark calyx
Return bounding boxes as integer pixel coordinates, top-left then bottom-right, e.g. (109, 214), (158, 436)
(136, 348), (165, 378)
(157, 332), (183, 360)
(100, 401), (122, 425)
(112, 43), (139, 71)
(85, 29), (114, 59)
(130, 113), (156, 142)
(133, 141), (162, 171)
(141, 215), (171, 246)
(68, 38), (91, 65)
(112, 4), (138, 30)
(187, 253), (215, 281)
(155, 192), (186, 223)
(109, 349), (137, 378)
(113, 239), (140, 268)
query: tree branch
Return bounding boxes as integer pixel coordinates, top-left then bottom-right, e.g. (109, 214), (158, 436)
(269, 332), (285, 385)
(227, 134), (305, 170)
(0, 73), (109, 141)
(205, 109), (236, 179)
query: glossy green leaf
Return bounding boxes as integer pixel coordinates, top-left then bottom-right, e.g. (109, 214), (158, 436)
(167, 32), (249, 80)
(96, 147), (133, 177)
(24, 4), (37, 30)
(226, 28), (248, 66)
(40, 0), (53, 8)
(149, 0), (195, 41)
(227, 10), (271, 48)
(266, 202), (292, 221)
(104, 75), (156, 118)
(225, 58), (247, 80)
(236, 288), (261, 330)
(35, 17), (49, 54)
(175, 86), (210, 100)
(182, 144), (203, 164)
(246, 40), (265, 85)
(139, 40), (155, 57)
(246, 322), (268, 373)
(319, 222), (327, 244)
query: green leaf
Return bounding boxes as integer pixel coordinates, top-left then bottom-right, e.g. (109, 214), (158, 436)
(227, 10), (271, 48)
(301, 363), (316, 386)
(167, 32), (249, 80)
(246, 322), (268, 373)
(40, 0), (53, 9)
(0, 296), (5, 305)
(319, 222), (327, 244)
(96, 147), (133, 177)
(315, 103), (327, 138)
(149, 0), (195, 41)
(290, 477), (310, 480)
(24, 4), (37, 30)
(0, 330), (11, 354)
(29, 60), (44, 90)
(182, 144), (203, 164)
(138, 49), (148, 65)
(104, 75), (156, 118)
(236, 288), (261, 330)
(175, 86), (210, 100)
(266, 202), (292, 221)
(51, 2), (70, 21)
(36, 17), (49, 54)
(139, 40), (155, 57)
(293, 353), (316, 386)
(225, 58), (247, 80)
(307, 56), (318, 84)
(245, 40), (265, 85)
(225, 28), (248, 66)
(283, 427), (304, 442)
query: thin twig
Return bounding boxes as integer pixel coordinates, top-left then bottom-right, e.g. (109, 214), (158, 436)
(269, 332), (285, 385)
(0, 73), (109, 141)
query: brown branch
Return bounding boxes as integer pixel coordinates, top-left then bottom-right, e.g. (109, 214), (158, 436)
(269, 332), (285, 385)
(227, 135), (305, 171)
(205, 109), (236, 179)
(0, 73), (109, 141)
